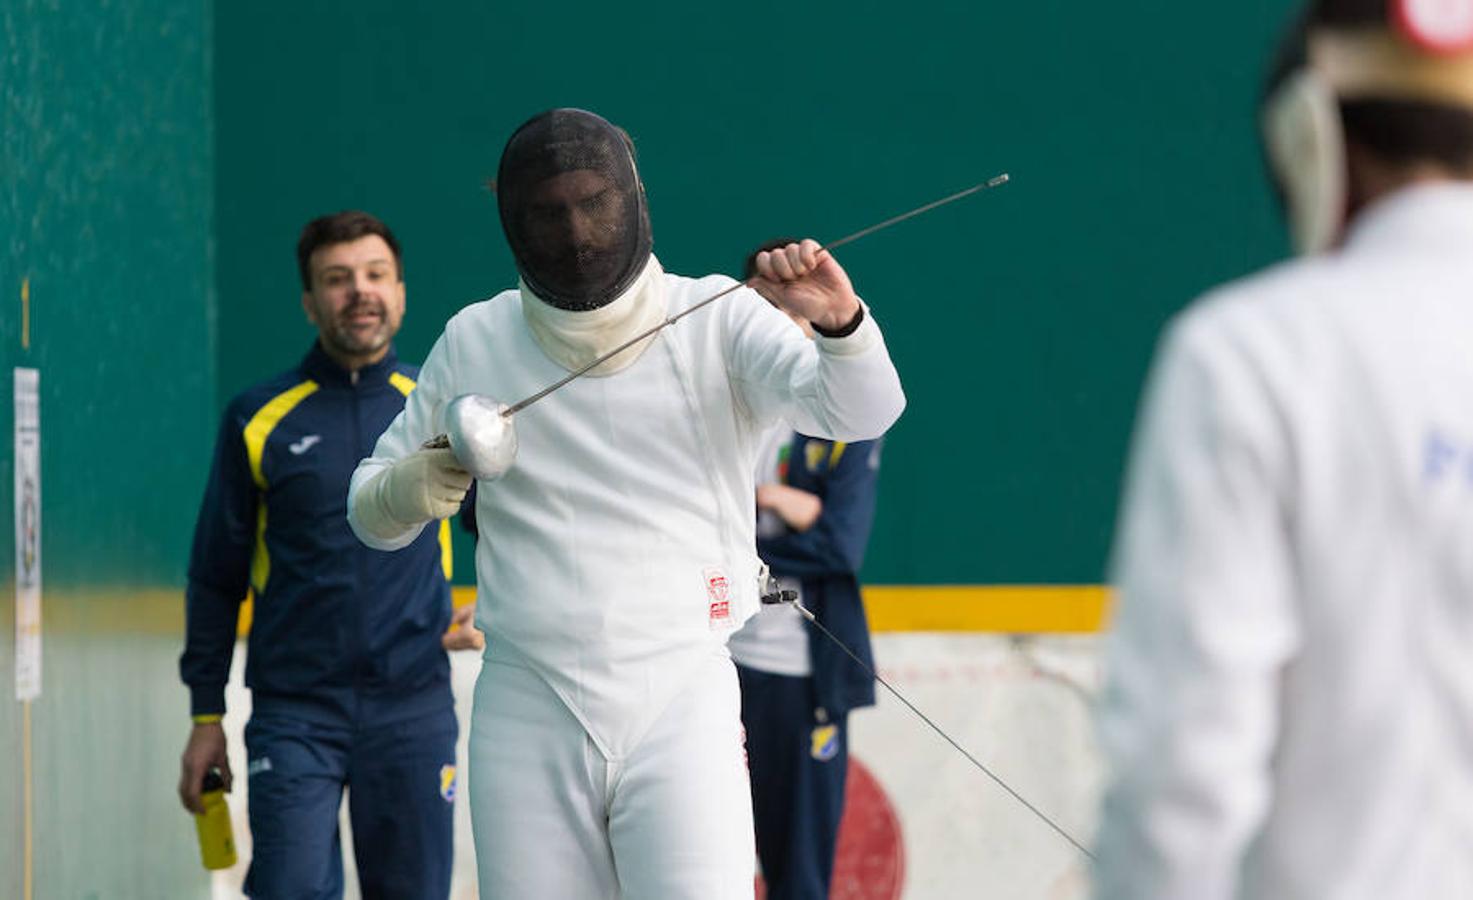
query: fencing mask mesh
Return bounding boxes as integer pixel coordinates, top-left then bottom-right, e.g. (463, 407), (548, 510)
(496, 109), (653, 311)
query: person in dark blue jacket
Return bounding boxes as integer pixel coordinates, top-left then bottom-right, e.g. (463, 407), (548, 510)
(730, 240), (886, 899)
(177, 211), (480, 899)
(732, 424), (884, 900)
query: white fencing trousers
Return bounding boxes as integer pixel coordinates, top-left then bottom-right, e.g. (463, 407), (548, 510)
(468, 648), (755, 898)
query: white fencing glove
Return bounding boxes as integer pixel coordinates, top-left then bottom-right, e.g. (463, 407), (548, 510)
(352, 447), (472, 542)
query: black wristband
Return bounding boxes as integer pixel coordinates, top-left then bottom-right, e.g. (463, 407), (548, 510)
(812, 305), (864, 338)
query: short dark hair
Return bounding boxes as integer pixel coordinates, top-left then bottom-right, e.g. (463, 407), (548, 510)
(1340, 98), (1473, 170)
(296, 211), (403, 290)
(1310, 0), (1386, 28)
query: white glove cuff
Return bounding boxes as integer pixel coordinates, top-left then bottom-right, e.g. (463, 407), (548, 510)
(815, 299), (881, 357)
(347, 463), (427, 551)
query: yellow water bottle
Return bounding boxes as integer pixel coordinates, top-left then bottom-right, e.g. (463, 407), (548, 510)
(194, 768), (237, 870)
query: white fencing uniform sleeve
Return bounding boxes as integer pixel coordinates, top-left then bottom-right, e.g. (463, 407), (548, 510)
(348, 331), (459, 550)
(1094, 310), (1302, 900)
(721, 286), (905, 441)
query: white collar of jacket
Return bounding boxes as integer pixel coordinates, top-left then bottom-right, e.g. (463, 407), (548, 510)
(1343, 181), (1473, 255)
(519, 255), (667, 377)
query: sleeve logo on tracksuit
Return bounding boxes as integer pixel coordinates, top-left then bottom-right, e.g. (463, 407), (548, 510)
(439, 765), (457, 803)
(288, 434), (322, 455)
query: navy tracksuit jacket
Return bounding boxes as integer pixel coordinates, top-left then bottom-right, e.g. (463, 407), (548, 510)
(740, 433), (882, 900)
(180, 343), (457, 899)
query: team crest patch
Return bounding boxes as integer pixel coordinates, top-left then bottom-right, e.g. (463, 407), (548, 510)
(810, 724), (840, 761)
(705, 567), (731, 628)
(439, 765), (457, 803)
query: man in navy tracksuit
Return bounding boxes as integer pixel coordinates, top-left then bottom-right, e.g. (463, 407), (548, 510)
(730, 427), (883, 900)
(177, 211), (478, 899)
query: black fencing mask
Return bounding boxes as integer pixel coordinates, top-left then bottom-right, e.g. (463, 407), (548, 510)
(496, 109), (654, 311)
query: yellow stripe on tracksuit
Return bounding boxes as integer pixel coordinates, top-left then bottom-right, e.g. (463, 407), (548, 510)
(388, 371), (416, 397)
(438, 520), (453, 580)
(387, 371), (453, 580)
(242, 381), (320, 594)
(828, 441), (846, 468)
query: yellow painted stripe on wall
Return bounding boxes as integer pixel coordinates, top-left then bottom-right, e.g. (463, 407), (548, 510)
(449, 584), (1112, 633)
(30, 586), (1109, 636)
(864, 585), (1111, 633)
(452, 585), (476, 610)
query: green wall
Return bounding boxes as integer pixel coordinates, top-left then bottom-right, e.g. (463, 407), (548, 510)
(0, 1), (1305, 895)
(1, 0), (215, 896)
(215, 1), (1297, 585)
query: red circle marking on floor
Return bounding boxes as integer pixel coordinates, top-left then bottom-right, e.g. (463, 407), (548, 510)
(755, 756), (905, 899)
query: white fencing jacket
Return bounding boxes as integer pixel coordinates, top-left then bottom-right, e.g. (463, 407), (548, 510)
(1096, 183), (1473, 900)
(350, 265), (904, 758)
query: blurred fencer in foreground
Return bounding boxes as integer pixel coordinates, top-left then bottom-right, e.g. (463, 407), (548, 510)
(1096, 1), (1473, 898)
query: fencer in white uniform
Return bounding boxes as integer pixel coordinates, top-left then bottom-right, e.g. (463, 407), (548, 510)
(1096, 4), (1473, 899)
(347, 109), (904, 898)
